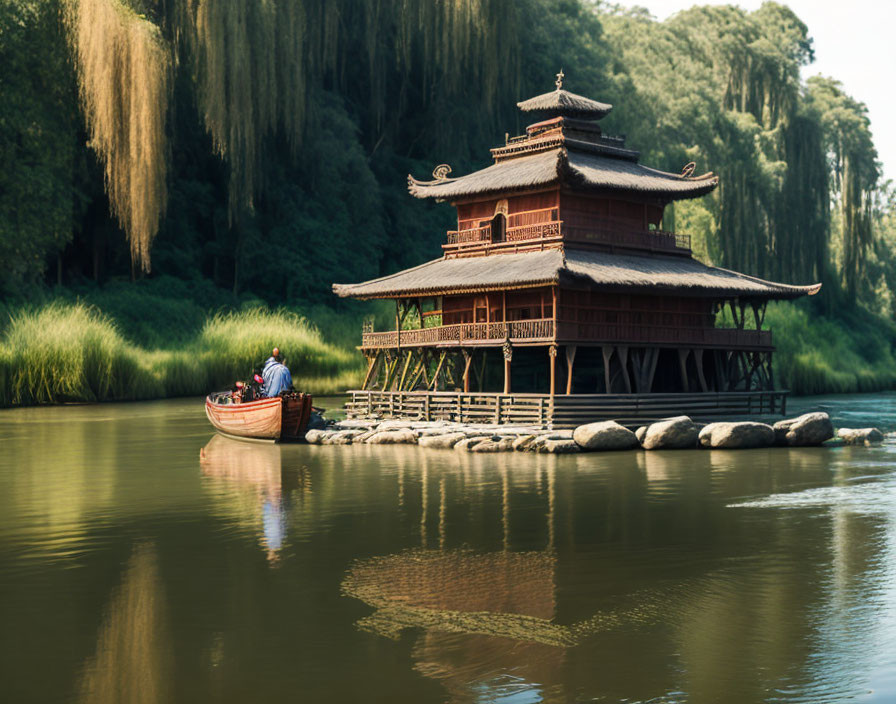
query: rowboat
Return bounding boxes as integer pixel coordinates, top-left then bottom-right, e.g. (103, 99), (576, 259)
(205, 391), (314, 442)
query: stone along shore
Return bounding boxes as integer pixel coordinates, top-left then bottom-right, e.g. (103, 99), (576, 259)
(305, 413), (885, 453)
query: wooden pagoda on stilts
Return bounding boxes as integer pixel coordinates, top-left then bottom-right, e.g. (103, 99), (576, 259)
(333, 74), (821, 428)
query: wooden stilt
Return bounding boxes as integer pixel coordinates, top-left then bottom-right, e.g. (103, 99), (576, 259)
(677, 348), (690, 392)
(549, 345), (558, 396)
(502, 341), (512, 394)
(694, 348), (708, 392)
(646, 347), (659, 393)
(397, 350), (413, 391)
(601, 346), (613, 393)
(361, 352), (379, 390)
(565, 345), (577, 395)
(618, 346), (631, 393)
(462, 350), (472, 393)
(430, 352), (447, 391)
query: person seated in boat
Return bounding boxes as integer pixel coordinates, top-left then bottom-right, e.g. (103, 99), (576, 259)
(261, 347), (293, 397)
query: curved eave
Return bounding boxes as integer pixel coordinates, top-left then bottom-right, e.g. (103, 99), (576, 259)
(333, 249), (822, 302)
(408, 147), (720, 202)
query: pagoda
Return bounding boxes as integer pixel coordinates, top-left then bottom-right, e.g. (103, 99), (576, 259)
(333, 74), (820, 427)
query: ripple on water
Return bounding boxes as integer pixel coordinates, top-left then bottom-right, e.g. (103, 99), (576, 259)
(727, 478), (896, 517)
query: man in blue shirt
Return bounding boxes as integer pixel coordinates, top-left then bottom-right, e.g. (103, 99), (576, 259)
(261, 347), (293, 397)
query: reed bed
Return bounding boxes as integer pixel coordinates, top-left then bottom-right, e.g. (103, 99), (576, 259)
(0, 303), (363, 406)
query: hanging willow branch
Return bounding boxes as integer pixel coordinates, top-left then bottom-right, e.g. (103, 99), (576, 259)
(65, 0), (171, 273)
(181, 0), (520, 221)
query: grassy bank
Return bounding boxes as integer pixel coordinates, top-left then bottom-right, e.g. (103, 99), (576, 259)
(2, 295), (896, 406)
(767, 302), (896, 395)
(0, 303), (363, 406)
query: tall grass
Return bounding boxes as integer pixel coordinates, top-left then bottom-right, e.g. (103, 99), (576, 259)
(0, 302), (363, 406)
(767, 302), (896, 395)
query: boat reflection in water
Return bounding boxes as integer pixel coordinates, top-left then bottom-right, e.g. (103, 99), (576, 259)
(199, 434), (310, 563)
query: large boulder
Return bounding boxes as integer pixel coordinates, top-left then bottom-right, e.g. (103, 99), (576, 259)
(469, 438), (513, 453)
(641, 416), (698, 450)
(773, 412), (834, 446)
(698, 422), (775, 449)
(417, 432), (467, 449)
(573, 421), (639, 451)
(304, 429), (326, 444)
(366, 428), (417, 445)
(537, 439), (581, 454)
(837, 427), (884, 446)
(454, 436), (491, 452)
(635, 426), (648, 445)
(323, 429), (364, 445)
(512, 435), (538, 452)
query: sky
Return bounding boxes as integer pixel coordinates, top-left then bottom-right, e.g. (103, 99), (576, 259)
(630, 0), (896, 183)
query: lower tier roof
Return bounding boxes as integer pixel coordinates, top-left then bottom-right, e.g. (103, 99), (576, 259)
(332, 249), (821, 300)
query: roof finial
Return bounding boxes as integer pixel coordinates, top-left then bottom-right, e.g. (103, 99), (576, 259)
(555, 68), (564, 90)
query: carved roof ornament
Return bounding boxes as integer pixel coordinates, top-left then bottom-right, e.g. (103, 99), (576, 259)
(432, 164), (452, 181)
(555, 68), (564, 90)
(681, 161), (696, 178)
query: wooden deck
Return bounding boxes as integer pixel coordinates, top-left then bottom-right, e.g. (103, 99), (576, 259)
(361, 320), (773, 351)
(344, 390), (788, 429)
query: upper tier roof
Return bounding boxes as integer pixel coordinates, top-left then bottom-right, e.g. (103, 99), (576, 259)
(333, 248), (821, 300)
(517, 88), (613, 119)
(408, 147), (719, 201)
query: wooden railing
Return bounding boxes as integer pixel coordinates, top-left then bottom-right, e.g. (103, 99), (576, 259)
(361, 319), (771, 350)
(443, 218), (691, 253)
(344, 390), (789, 427)
(362, 319), (555, 348)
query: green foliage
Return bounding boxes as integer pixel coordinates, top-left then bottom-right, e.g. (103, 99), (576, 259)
(0, 302), (149, 405)
(766, 302), (896, 395)
(0, 0), (82, 295)
(3, 0), (896, 402)
(0, 301), (363, 406)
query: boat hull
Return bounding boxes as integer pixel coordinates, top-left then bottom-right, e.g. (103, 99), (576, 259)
(205, 392), (315, 441)
(205, 395), (283, 440)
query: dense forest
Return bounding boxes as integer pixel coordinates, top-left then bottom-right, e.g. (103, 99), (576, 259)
(2, 0), (895, 400)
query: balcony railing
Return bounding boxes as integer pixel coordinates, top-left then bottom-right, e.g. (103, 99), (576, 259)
(362, 319), (555, 348)
(444, 219), (691, 253)
(361, 319), (772, 350)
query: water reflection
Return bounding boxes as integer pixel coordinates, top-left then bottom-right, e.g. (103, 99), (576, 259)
(79, 543), (171, 704)
(2, 400), (896, 702)
(199, 434), (310, 562)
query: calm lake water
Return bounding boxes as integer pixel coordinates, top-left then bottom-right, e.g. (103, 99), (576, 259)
(2, 394), (896, 703)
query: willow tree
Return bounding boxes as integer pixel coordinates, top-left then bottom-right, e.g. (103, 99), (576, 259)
(807, 76), (878, 302)
(601, 4), (820, 281)
(177, 0), (522, 222)
(65, 0), (170, 274)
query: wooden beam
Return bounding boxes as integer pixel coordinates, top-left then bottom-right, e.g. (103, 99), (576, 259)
(618, 345), (631, 393)
(397, 350), (413, 391)
(565, 345), (577, 395)
(462, 350), (472, 393)
(601, 345), (613, 393)
(677, 348), (690, 393)
(429, 351), (447, 391)
(361, 352), (379, 391)
(694, 348), (708, 392)
(503, 341), (512, 394)
(549, 345), (558, 396)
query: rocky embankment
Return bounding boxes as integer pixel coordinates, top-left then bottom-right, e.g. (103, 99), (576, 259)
(305, 412), (885, 453)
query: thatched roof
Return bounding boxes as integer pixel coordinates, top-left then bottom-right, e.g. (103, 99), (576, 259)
(333, 249), (820, 300)
(517, 89), (612, 119)
(408, 147), (718, 201)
